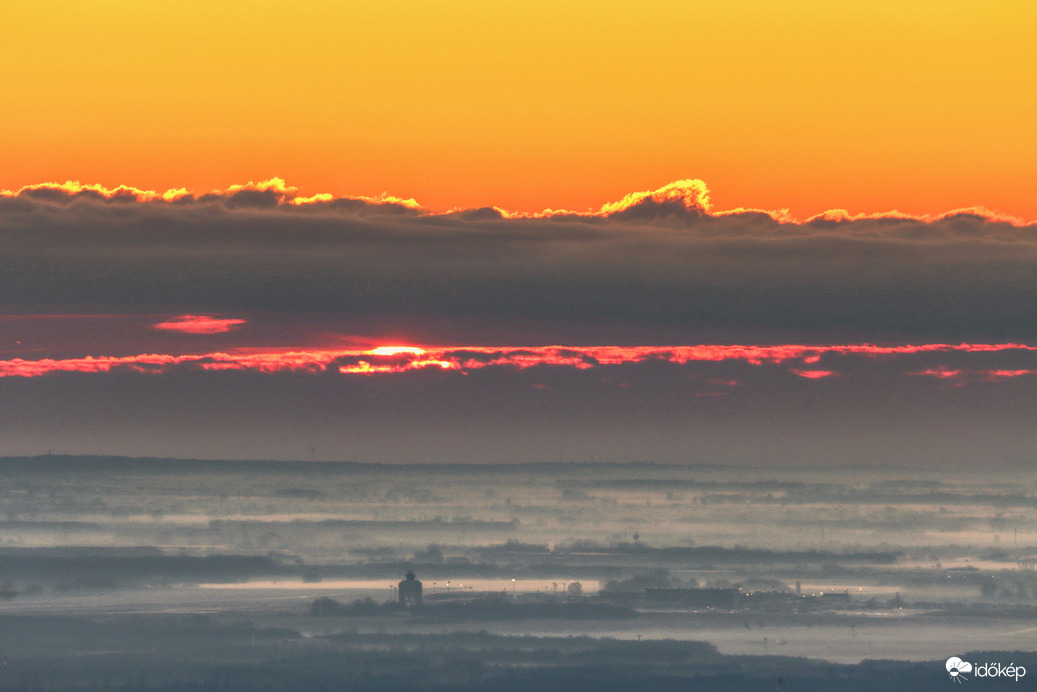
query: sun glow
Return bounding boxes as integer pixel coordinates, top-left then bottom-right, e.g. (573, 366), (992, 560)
(368, 346), (427, 356)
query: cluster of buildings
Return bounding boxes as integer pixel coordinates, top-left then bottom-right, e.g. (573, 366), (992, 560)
(398, 570), (860, 612)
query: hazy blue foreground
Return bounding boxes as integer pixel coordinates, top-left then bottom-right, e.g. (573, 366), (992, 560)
(1, 455), (1035, 690)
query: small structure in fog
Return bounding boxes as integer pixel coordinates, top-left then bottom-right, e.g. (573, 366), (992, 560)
(398, 570), (423, 606)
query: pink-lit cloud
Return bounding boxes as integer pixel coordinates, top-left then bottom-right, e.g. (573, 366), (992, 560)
(789, 369), (837, 379)
(152, 315), (247, 335)
(984, 369), (1037, 380)
(908, 366), (1037, 382)
(1, 342), (1035, 379)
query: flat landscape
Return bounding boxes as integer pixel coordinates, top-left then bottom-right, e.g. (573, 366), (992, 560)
(1, 456), (1034, 690)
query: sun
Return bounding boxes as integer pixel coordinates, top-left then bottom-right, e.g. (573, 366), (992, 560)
(368, 346), (426, 356)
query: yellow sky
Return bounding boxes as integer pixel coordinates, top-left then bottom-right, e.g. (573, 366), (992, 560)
(2, 1), (1035, 218)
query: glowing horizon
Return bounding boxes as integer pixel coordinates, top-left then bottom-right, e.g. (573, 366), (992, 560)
(4, 2), (1035, 220)
(3, 342), (1035, 380)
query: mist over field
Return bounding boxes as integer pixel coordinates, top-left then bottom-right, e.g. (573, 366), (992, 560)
(1, 456), (1035, 690)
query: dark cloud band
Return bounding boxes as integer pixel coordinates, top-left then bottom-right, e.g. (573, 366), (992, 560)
(3, 180), (1035, 343)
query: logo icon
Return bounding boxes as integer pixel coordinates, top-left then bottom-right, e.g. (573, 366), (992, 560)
(947, 657), (973, 683)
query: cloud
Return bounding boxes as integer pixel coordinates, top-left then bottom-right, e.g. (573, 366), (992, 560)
(0, 178), (422, 214)
(152, 315), (247, 334)
(597, 178), (710, 222)
(4, 340), (1037, 465)
(2, 179), (1037, 345)
(789, 369), (837, 379)
(5, 179), (1036, 465)
(3, 342), (1034, 379)
(907, 366), (1037, 383)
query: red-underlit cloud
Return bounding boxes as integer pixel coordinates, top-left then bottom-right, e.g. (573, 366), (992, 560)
(2, 343), (1035, 379)
(152, 315), (247, 334)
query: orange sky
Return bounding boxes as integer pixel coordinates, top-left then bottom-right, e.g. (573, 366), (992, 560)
(3, 1), (1035, 219)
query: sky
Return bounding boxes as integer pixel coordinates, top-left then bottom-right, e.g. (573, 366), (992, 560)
(4, 1), (1036, 219)
(1, 2), (1036, 465)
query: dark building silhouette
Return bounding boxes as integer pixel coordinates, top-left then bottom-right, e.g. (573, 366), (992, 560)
(398, 570), (422, 606)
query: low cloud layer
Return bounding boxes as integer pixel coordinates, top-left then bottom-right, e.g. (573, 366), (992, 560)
(2, 344), (1035, 466)
(3, 179), (1036, 346)
(3, 343), (1035, 379)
